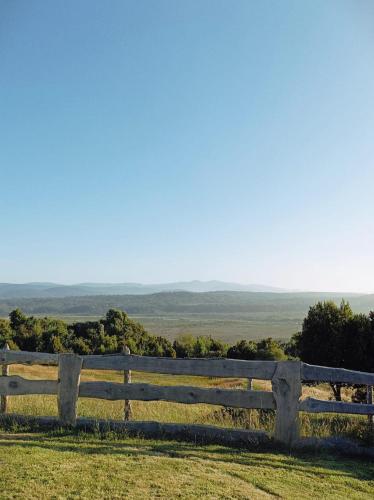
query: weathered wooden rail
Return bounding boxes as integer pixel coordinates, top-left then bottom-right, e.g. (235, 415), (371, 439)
(0, 347), (373, 447)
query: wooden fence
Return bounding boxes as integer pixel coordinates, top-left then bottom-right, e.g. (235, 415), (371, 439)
(0, 346), (373, 447)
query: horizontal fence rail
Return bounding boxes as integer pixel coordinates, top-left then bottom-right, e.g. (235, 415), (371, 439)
(301, 363), (374, 386)
(83, 355), (278, 379)
(0, 350), (278, 379)
(0, 350), (58, 366)
(0, 375), (57, 396)
(79, 381), (276, 409)
(0, 348), (373, 447)
(299, 398), (374, 415)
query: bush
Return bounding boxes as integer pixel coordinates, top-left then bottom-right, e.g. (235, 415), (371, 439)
(173, 334), (227, 358)
(0, 318), (12, 348)
(5, 308), (176, 357)
(227, 338), (287, 361)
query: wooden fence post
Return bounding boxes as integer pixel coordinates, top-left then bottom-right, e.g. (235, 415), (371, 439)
(247, 378), (253, 428)
(272, 361), (301, 447)
(1, 343), (10, 414)
(367, 385), (373, 426)
(123, 345), (132, 421)
(57, 353), (82, 426)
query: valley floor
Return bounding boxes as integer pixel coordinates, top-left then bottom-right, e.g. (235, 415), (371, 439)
(0, 431), (373, 499)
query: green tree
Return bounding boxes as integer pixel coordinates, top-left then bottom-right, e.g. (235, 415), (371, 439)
(207, 337), (228, 358)
(256, 338), (287, 361)
(227, 340), (257, 360)
(37, 319), (69, 353)
(295, 300), (353, 400)
(341, 313), (373, 372)
(173, 335), (227, 358)
(10, 312), (42, 352)
(0, 319), (12, 348)
(173, 334), (196, 358)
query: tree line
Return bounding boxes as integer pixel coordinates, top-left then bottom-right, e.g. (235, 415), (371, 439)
(0, 309), (175, 357)
(0, 308), (289, 361)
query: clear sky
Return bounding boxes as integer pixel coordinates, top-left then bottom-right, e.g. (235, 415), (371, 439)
(1, 1), (373, 292)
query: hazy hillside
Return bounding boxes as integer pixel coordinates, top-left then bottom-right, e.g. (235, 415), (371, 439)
(1, 290), (373, 342)
(0, 290), (370, 315)
(0, 281), (289, 299)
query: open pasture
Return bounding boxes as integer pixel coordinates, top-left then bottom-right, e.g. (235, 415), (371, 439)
(0, 431), (373, 499)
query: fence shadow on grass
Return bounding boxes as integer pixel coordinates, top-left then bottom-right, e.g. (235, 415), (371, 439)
(0, 431), (373, 483)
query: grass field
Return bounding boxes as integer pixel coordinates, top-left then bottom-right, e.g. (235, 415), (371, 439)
(2, 311), (302, 342)
(130, 313), (302, 342)
(1, 366), (374, 498)
(0, 431), (373, 499)
(132, 313), (302, 342)
(4, 364), (373, 444)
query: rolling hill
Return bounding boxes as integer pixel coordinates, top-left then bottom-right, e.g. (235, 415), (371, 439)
(1, 290), (373, 342)
(0, 281), (289, 299)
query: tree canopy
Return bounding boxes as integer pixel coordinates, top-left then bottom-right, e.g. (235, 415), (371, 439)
(291, 301), (374, 400)
(2, 308), (176, 357)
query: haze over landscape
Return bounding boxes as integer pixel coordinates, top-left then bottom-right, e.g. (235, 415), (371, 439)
(0, 280), (291, 298)
(1, 280), (373, 343)
(1, 1), (374, 294)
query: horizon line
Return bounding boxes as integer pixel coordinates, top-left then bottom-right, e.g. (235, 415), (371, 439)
(0, 280), (372, 295)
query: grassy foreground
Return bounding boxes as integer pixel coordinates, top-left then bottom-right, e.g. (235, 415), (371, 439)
(0, 431), (373, 499)
(2, 366), (374, 498)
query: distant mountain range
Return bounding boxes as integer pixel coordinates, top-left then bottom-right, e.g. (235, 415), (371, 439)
(0, 281), (291, 299)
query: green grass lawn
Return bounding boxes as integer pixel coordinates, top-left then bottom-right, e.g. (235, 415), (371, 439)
(0, 431), (373, 499)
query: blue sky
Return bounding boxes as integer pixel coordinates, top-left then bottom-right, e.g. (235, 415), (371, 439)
(1, 1), (373, 292)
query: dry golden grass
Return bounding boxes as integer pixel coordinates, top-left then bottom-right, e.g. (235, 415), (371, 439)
(5, 364), (371, 444)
